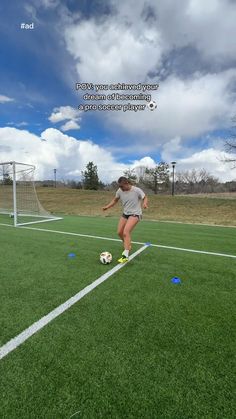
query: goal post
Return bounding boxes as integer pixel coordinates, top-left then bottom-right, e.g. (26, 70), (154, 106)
(0, 161), (62, 226)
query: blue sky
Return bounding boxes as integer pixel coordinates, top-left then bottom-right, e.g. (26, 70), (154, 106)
(0, 0), (236, 181)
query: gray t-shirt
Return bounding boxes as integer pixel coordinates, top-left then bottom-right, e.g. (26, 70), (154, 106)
(115, 186), (145, 215)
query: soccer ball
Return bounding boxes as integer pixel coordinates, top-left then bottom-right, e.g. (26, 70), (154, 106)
(147, 100), (157, 111)
(9, 213), (14, 218)
(100, 251), (112, 264)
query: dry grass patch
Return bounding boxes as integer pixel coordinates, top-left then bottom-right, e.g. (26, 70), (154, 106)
(37, 187), (236, 226)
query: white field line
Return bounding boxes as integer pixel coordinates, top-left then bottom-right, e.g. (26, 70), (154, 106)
(16, 216), (62, 226)
(0, 245), (148, 361)
(149, 243), (236, 258)
(0, 223), (235, 258)
(147, 219), (236, 229)
(12, 225), (236, 259)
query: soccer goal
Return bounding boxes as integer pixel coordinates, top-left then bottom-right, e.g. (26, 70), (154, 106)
(0, 161), (62, 226)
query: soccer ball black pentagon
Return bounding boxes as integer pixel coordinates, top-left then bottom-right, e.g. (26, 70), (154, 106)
(147, 100), (157, 111)
(100, 251), (112, 264)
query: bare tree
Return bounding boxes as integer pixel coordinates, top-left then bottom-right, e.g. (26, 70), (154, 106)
(176, 169), (219, 194)
(224, 116), (236, 167)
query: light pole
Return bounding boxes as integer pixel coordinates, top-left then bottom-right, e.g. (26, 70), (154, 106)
(54, 168), (57, 188)
(171, 161), (176, 196)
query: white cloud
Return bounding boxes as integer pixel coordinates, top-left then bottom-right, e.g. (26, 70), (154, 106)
(183, 0), (236, 62)
(24, 3), (39, 23)
(49, 106), (81, 131)
(7, 122), (28, 127)
(106, 70), (236, 143)
(64, 19), (163, 84)
(119, 0), (236, 64)
(0, 95), (14, 104)
(129, 150), (236, 183)
(63, 0), (236, 87)
(60, 120), (80, 132)
(0, 127), (126, 182)
(27, 0), (229, 164)
(130, 156), (156, 169)
(156, 71), (235, 137)
(49, 106), (81, 123)
(0, 127), (235, 182)
(177, 148), (236, 182)
(161, 137), (183, 162)
(39, 0), (59, 9)
(17, 122), (29, 127)
(61, 1), (236, 145)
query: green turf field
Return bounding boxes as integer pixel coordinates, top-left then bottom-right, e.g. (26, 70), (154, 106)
(0, 215), (236, 418)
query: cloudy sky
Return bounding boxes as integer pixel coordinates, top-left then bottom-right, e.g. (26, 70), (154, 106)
(0, 0), (236, 182)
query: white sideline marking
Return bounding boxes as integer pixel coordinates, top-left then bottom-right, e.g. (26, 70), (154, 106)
(150, 243), (236, 258)
(15, 225), (236, 259)
(0, 223), (236, 259)
(16, 216), (62, 226)
(148, 219), (236, 229)
(0, 245), (148, 360)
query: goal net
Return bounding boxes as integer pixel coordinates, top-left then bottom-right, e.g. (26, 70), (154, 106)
(0, 161), (62, 226)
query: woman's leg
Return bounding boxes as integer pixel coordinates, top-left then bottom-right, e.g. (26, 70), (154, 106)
(117, 216), (127, 244)
(123, 216), (140, 252)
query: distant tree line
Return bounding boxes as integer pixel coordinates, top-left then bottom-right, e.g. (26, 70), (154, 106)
(35, 161), (236, 194)
(175, 169), (220, 194)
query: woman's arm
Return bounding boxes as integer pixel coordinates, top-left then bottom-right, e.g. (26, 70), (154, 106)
(143, 195), (148, 209)
(102, 196), (120, 211)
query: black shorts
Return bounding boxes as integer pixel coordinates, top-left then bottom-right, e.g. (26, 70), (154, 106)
(122, 213), (142, 220)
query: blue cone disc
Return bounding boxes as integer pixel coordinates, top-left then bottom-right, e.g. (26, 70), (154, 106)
(171, 277), (181, 284)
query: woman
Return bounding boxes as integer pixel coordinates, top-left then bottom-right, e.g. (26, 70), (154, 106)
(102, 176), (148, 262)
